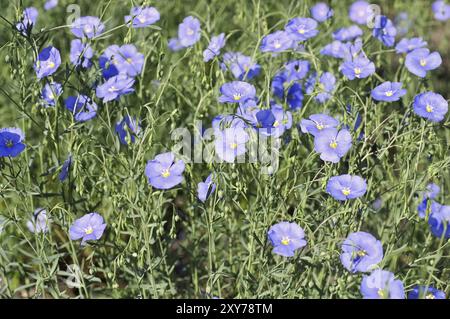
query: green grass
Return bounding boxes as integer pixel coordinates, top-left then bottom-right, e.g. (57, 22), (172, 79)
(0, 0), (449, 298)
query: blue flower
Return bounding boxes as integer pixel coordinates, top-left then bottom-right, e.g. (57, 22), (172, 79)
(255, 104), (292, 137)
(429, 201), (450, 239)
(219, 81), (256, 104)
(99, 45), (121, 79)
(145, 152), (185, 190)
(349, 1), (371, 25)
(59, 155), (72, 182)
(260, 31), (293, 53)
(417, 183), (439, 218)
(408, 286), (446, 299)
(301, 71), (317, 94)
(395, 37), (427, 54)
(284, 60), (310, 82)
(99, 44), (144, 78)
(214, 127), (249, 163)
(69, 212), (106, 245)
(340, 231), (383, 273)
(168, 38), (184, 52)
(271, 71), (288, 99)
(96, 75), (135, 102)
(285, 17), (319, 42)
(320, 40), (348, 59)
(34, 46), (61, 80)
(310, 2), (334, 22)
(116, 45), (144, 77)
(320, 47), (343, 61)
(255, 109), (276, 130)
(71, 16), (105, 39)
(65, 95), (98, 122)
(41, 82), (63, 107)
(360, 270), (405, 299)
(26, 208), (50, 234)
(287, 82), (304, 110)
(394, 12), (412, 36)
(0, 128), (25, 158)
(70, 39), (94, 68)
(236, 100), (260, 126)
(327, 175), (367, 201)
(333, 25), (363, 42)
(413, 91), (448, 122)
(267, 221), (307, 257)
(432, 0), (450, 21)
(342, 38), (365, 61)
(354, 112), (363, 136)
(405, 48), (442, 78)
(212, 114), (247, 133)
(178, 16), (201, 47)
(316, 72), (336, 103)
(115, 116), (141, 145)
(372, 198), (383, 211)
(44, 0), (58, 11)
(223, 52), (261, 80)
(198, 174), (217, 203)
(425, 183), (440, 199)
(340, 57), (375, 80)
(203, 33), (226, 62)
(313, 128), (352, 163)
(125, 6), (160, 28)
(16, 7), (38, 35)
(371, 82), (407, 102)
(417, 198), (429, 219)
(372, 15), (397, 47)
(300, 114), (339, 137)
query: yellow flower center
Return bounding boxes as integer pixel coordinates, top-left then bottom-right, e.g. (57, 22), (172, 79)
(420, 59), (427, 67)
(108, 86), (117, 92)
(426, 104), (433, 113)
(6, 140), (14, 148)
(377, 289), (386, 298)
(354, 67), (361, 76)
(274, 41), (281, 49)
(161, 169), (171, 178)
(281, 237), (290, 245)
(138, 16), (147, 23)
(385, 90), (393, 97)
(85, 226), (93, 235)
(329, 140), (338, 149)
(230, 143), (238, 149)
(356, 250), (366, 257)
(233, 94), (242, 101)
(273, 120), (280, 127)
(316, 123), (324, 130)
(186, 28), (194, 36)
(47, 61), (55, 69)
(342, 188), (351, 196)
(126, 58), (133, 64)
(298, 28), (305, 34)
(425, 293), (435, 299)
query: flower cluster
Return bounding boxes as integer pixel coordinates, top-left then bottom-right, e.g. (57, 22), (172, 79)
(3, 0), (449, 299)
